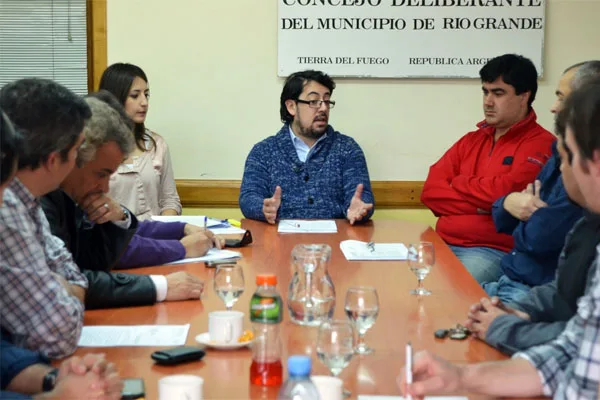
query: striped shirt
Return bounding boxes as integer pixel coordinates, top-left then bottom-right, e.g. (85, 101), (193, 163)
(515, 244), (600, 399)
(0, 178), (87, 359)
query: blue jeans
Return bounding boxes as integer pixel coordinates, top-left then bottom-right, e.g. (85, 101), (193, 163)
(483, 274), (531, 305)
(448, 245), (506, 285)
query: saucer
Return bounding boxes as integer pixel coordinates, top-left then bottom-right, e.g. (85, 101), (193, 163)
(195, 332), (252, 350)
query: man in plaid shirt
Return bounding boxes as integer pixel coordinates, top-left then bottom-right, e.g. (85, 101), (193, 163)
(0, 79), (92, 359)
(397, 82), (600, 399)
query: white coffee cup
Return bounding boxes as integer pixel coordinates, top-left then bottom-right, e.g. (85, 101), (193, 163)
(158, 374), (204, 400)
(208, 310), (244, 343)
(311, 375), (343, 400)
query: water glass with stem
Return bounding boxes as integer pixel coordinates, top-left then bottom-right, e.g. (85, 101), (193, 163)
(213, 264), (245, 310)
(344, 286), (379, 355)
(407, 241), (435, 296)
(316, 320), (355, 397)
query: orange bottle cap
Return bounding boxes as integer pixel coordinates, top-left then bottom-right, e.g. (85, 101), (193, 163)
(256, 274), (277, 286)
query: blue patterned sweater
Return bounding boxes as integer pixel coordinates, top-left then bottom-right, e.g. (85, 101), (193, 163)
(239, 124), (375, 222)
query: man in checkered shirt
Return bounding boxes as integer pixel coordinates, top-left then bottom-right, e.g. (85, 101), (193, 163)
(0, 79), (92, 359)
(397, 81), (600, 399)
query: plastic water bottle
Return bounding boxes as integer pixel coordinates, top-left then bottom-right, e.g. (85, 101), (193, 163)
(277, 355), (320, 400)
(250, 274), (284, 386)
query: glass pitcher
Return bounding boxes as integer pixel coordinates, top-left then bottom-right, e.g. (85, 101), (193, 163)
(287, 244), (336, 326)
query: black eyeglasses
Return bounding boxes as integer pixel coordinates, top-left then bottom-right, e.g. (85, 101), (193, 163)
(295, 99), (336, 109)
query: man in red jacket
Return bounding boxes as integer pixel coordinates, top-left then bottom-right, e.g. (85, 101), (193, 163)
(421, 54), (555, 284)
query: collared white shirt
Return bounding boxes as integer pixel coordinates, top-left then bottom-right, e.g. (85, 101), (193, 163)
(289, 126), (327, 162)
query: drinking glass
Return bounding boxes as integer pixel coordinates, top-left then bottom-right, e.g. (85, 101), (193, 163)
(344, 286), (379, 355)
(407, 241), (435, 296)
(316, 320), (355, 397)
(213, 264), (245, 310)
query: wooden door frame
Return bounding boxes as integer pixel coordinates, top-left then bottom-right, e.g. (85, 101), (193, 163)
(86, 0), (107, 92)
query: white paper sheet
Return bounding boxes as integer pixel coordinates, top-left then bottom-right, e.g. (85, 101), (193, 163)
(278, 220), (338, 233)
(165, 248), (242, 265)
(358, 396), (467, 400)
(78, 324), (190, 347)
(340, 240), (408, 260)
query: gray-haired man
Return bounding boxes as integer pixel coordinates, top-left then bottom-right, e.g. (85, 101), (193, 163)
(41, 94), (219, 310)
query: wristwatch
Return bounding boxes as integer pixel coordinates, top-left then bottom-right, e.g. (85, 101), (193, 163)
(121, 206), (130, 221)
(42, 367), (59, 392)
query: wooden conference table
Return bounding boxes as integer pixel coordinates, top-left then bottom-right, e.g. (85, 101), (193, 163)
(74, 219), (541, 400)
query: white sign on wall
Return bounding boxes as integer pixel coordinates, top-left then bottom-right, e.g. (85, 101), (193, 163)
(278, 0), (545, 78)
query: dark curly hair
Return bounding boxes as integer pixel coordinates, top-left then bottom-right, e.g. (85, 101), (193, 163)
(280, 70), (336, 124)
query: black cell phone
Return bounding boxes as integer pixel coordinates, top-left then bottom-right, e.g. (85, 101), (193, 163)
(151, 346), (206, 366)
(204, 259), (237, 268)
(224, 230), (253, 248)
(121, 378), (145, 400)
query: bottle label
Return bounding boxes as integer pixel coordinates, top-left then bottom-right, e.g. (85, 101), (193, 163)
(250, 295), (282, 323)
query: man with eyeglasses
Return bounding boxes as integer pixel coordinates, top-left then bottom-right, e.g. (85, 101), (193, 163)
(239, 69), (374, 224)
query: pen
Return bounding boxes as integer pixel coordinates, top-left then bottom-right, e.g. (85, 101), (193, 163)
(204, 216), (207, 230)
(406, 341), (413, 400)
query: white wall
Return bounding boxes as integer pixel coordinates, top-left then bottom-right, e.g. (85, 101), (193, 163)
(107, 0), (600, 180)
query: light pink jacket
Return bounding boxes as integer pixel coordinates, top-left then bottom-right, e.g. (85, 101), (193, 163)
(109, 131), (182, 220)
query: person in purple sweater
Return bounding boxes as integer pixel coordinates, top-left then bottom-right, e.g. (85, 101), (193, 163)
(119, 218), (204, 268)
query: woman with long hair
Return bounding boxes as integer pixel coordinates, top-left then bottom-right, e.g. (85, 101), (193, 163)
(99, 63), (181, 220)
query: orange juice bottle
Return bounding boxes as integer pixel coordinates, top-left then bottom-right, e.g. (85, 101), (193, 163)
(249, 274), (283, 386)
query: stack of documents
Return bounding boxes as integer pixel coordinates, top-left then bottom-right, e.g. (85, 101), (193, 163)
(151, 215), (246, 235)
(340, 240), (408, 261)
(278, 220), (338, 233)
(166, 248), (241, 265)
(78, 324), (190, 347)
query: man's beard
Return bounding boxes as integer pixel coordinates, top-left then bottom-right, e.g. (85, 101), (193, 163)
(298, 124), (327, 140)
(296, 114), (328, 139)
